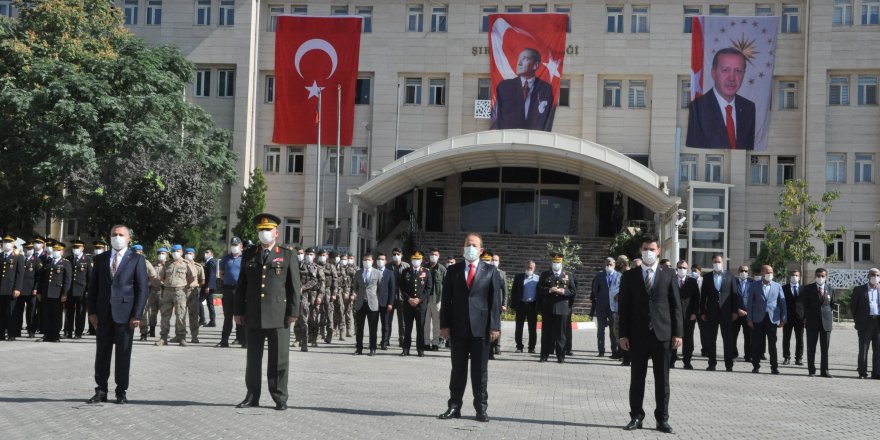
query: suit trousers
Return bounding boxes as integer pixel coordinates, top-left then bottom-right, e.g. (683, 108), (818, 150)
(732, 316), (752, 360)
(751, 319), (779, 370)
(395, 299), (405, 342)
(26, 294), (39, 333)
(198, 289), (216, 323)
(595, 311), (617, 355)
(354, 303), (378, 351)
(448, 335), (490, 412)
(564, 312), (573, 352)
(856, 319), (880, 377)
(424, 295), (441, 346)
(402, 303), (426, 353)
(783, 320), (805, 361)
(220, 285), (244, 345)
(41, 298), (63, 341)
(380, 307), (393, 346)
(540, 313), (567, 360)
(672, 317), (697, 365)
(705, 318), (735, 369)
(245, 327), (290, 405)
(63, 296), (86, 336)
(0, 296), (14, 338)
(514, 301), (538, 351)
(10, 296), (30, 337)
(629, 331), (671, 423)
(806, 327), (831, 375)
(94, 319), (134, 395)
(613, 313), (631, 364)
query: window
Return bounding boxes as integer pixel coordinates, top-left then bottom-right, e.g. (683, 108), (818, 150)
(834, 0), (853, 26)
(331, 5), (348, 15)
(858, 75), (878, 105)
(0, 0), (12, 17)
(146, 0), (162, 25)
(324, 219), (341, 245)
(756, 4), (774, 16)
(327, 149), (344, 174)
(777, 156), (796, 185)
(505, 5), (522, 13)
(218, 69), (235, 97)
(603, 80), (621, 107)
(264, 146), (281, 173)
(355, 78), (371, 105)
(219, 0), (234, 26)
(404, 78), (421, 105)
(779, 81), (798, 109)
(268, 5), (283, 31)
(628, 80), (647, 108)
(709, 5), (728, 16)
(124, 0), (138, 25)
(705, 155), (722, 182)
(555, 4), (571, 32)
(290, 4), (307, 14)
(558, 79), (570, 107)
(530, 4), (547, 13)
(863, 0), (879, 25)
(829, 76), (850, 105)
(428, 79), (446, 105)
(782, 5), (800, 33)
(680, 154), (697, 182)
(283, 219), (301, 245)
(826, 153), (846, 183)
(65, 219), (79, 238)
(827, 233), (845, 261)
(481, 6), (497, 32)
(431, 6), (447, 32)
(679, 79), (691, 108)
(265, 75), (275, 103)
(196, 0), (211, 26)
(631, 6), (649, 33)
(683, 6), (700, 33)
(606, 6), (623, 33)
(750, 155), (769, 185)
(357, 6), (372, 33)
(749, 231), (765, 259)
(407, 4), (423, 32)
(287, 147), (304, 174)
(854, 234), (872, 262)
(194, 70), (211, 97)
(477, 78), (491, 100)
(856, 153), (874, 183)
(351, 149), (368, 175)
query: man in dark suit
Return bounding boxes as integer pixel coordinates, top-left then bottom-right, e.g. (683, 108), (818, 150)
(200, 248), (217, 327)
(799, 268), (834, 378)
(1, 234), (26, 341)
(850, 268), (880, 379)
(398, 250), (432, 357)
(38, 241), (72, 343)
(11, 241), (41, 340)
(352, 253), (382, 356)
(491, 48), (555, 131)
(686, 48), (756, 150)
(619, 235), (682, 434)
(64, 240), (91, 339)
(510, 260), (539, 354)
(234, 213), (301, 411)
(438, 233), (502, 423)
(537, 253), (577, 363)
(85, 226), (148, 404)
(699, 254), (741, 372)
(671, 260), (699, 369)
(731, 265), (753, 362)
(376, 252), (397, 351)
(591, 257), (620, 357)
(782, 270), (805, 366)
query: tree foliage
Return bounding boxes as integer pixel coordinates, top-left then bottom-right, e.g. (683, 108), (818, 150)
(546, 236), (582, 272)
(608, 227), (644, 262)
(232, 168), (267, 243)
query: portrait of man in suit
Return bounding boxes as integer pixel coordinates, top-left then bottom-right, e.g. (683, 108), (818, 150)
(491, 48), (556, 131)
(686, 48), (757, 150)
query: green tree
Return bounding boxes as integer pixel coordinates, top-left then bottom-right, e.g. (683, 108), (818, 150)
(752, 179), (843, 276)
(0, 0), (236, 235)
(232, 168), (267, 243)
(608, 227), (644, 261)
(546, 236), (582, 272)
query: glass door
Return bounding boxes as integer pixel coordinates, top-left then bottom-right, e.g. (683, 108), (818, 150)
(501, 190), (535, 235)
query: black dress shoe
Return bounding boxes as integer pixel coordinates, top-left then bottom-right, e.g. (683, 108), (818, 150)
(354, 350), (363, 355)
(139, 334), (147, 341)
(431, 345), (439, 351)
(858, 374), (868, 379)
(493, 346), (501, 355)
(565, 350), (573, 356)
(609, 353), (621, 359)
(539, 357), (548, 363)
(275, 402), (287, 411)
(417, 351), (425, 357)
(808, 373), (815, 377)
(621, 360), (631, 366)
(771, 368), (780, 375)
(557, 358), (565, 363)
(86, 392), (108, 404)
(6, 336), (15, 342)
(380, 342), (388, 350)
(400, 350), (409, 356)
(115, 394), (128, 404)
(656, 421), (674, 434)
(670, 363), (676, 369)
(744, 357), (752, 362)
(488, 354), (495, 360)
(216, 342), (230, 348)
(236, 395), (259, 408)
(368, 349), (375, 356)
(528, 348), (536, 354)
(438, 408), (461, 419)
(515, 348), (523, 353)
(782, 358), (790, 365)
(752, 367), (760, 373)
(624, 417), (643, 430)
(795, 359), (803, 366)
(725, 366), (733, 372)
(598, 352), (605, 357)
(683, 363), (694, 370)
(820, 373), (833, 378)
(475, 412), (489, 422)
(706, 365), (716, 371)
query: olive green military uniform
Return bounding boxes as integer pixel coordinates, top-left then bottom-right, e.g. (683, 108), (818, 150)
(186, 259), (205, 342)
(297, 260), (324, 350)
(138, 260), (160, 337)
(157, 259), (195, 345)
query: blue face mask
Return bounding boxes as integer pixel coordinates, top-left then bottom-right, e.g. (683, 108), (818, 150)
(462, 246), (480, 262)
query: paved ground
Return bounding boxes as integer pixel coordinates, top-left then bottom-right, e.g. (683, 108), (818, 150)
(1, 311), (878, 439)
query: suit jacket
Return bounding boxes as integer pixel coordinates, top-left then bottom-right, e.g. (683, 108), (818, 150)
(491, 77), (555, 131)
(398, 266), (432, 311)
(40, 258), (72, 299)
(67, 255), (92, 297)
(440, 261), (503, 339)
(86, 250), (148, 324)
(618, 266), (683, 343)
(509, 272), (528, 311)
(735, 278), (753, 313)
(537, 270), (576, 316)
(233, 245), (301, 329)
(22, 254), (43, 295)
(377, 267), (397, 308)
(353, 267), (381, 312)
(747, 281), (787, 325)
(1, 252), (25, 296)
(782, 283), (804, 325)
(590, 270), (620, 317)
(686, 89), (756, 150)
(700, 271), (741, 323)
(851, 284), (880, 333)
(674, 275), (700, 319)
(204, 258), (218, 290)
(497, 268), (508, 307)
(798, 283), (834, 332)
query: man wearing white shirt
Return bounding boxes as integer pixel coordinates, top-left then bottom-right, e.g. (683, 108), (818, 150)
(851, 268), (880, 379)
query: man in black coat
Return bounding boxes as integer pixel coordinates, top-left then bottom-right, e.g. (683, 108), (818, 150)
(798, 268), (834, 378)
(438, 233), (502, 423)
(398, 250), (432, 357)
(375, 252), (397, 350)
(699, 254), (741, 372)
(671, 260), (699, 369)
(850, 268), (880, 379)
(64, 240), (91, 339)
(782, 270), (805, 365)
(510, 260), (539, 354)
(38, 241), (72, 343)
(537, 253), (576, 363)
(11, 241), (42, 339)
(0, 234), (26, 340)
(490, 48), (555, 131)
(686, 48), (756, 149)
(591, 257), (620, 357)
(619, 235), (682, 434)
(200, 248), (218, 327)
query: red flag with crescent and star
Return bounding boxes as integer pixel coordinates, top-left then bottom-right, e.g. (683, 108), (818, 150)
(273, 16), (362, 145)
(488, 13), (567, 131)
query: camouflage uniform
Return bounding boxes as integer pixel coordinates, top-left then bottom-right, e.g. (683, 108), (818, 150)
(332, 258), (350, 341)
(315, 258), (338, 345)
(138, 258), (161, 339)
(298, 256), (324, 350)
(343, 257), (358, 337)
(157, 252), (195, 346)
(185, 256), (205, 342)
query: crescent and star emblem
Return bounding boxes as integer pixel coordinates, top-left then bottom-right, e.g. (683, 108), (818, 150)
(293, 38), (339, 100)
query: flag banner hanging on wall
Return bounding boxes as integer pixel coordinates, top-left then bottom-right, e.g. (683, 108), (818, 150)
(273, 16), (362, 145)
(687, 16), (778, 151)
(488, 13), (567, 132)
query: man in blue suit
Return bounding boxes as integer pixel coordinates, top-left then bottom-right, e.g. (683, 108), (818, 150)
(591, 257), (620, 358)
(86, 225), (149, 404)
(747, 265), (787, 374)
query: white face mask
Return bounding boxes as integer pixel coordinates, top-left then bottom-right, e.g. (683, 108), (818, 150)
(738, 272), (749, 280)
(815, 276), (826, 286)
(552, 262), (563, 272)
(713, 262), (724, 272)
(296, 253), (304, 262)
(491, 260), (499, 267)
(462, 246), (480, 262)
(392, 255), (401, 263)
(334, 257), (341, 264)
(363, 260), (371, 268)
(185, 254), (194, 261)
(205, 254), (212, 261)
(429, 255), (439, 264)
(158, 254), (167, 262)
(172, 251), (182, 260)
(605, 265), (615, 273)
(34, 243), (44, 251)
(318, 255), (326, 263)
(53, 250), (63, 260)
(73, 248), (83, 257)
(26, 249), (34, 258)
(691, 271), (700, 279)
(94, 249), (104, 255)
(340, 259), (348, 266)
(640, 250), (657, 266)
(2, 242), (13, 252)
(790, 276), (800, 285)
(763, 273), (774, 282)
(525, 270), (534, 278)
(411, 260), (422, 269)
(754, 275), (763, 282)
(110, 236), (127, 251)
(676, 268), (688, 278)
(258, 230), (274, 245)
(870, 276), (880, 286)
(231, 246), (241, 255)
(305, 255), (314, 264)
(376, 260), (386, 269)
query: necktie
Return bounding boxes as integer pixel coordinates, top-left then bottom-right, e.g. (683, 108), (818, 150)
(111, 252), (120, 277)
(818, 286), (824, 299)
(262, 248), (269, 264)
(467, 263), (475, 289)
(679, 277), (684, 288)
(522, 82), (529, 100)
(644, 269), (653, 291)
(725, 104), (737, 149)
(607, 274), (612, 287)
(794, 286), (798, 297)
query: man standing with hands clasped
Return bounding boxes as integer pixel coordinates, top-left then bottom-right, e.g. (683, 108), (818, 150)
(618, 235), (682, 434)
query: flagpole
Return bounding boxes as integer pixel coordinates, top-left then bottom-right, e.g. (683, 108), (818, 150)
(315, 92), (322, 247)
(394, 82), (401, 159)
(334, 84), (341, 250)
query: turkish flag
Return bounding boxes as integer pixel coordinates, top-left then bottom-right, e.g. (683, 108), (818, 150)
(488, 14), (567, 131)
(273, 16), (362, 145)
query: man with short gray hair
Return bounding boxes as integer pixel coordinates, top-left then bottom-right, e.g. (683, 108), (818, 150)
(851, 268), (880, 379)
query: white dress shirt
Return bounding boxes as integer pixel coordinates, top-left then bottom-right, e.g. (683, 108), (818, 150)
(713, 87), (737, 130)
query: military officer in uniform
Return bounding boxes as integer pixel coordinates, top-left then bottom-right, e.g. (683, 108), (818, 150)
(63, 239), (91, 339)
(234, 213), (301, 411)
(12, 241), (42, 339)
(37, 241), (72, 342)
(398, 250), (433, 357)
(135, 245), (160, 341)
(297, 247), (324, 352)
(390, 248), (410, 346)
(184, 247), (205, 343)
(157, 244), (195, 346)
(1, 234), (26, 340)
(537, 253), (577, 363)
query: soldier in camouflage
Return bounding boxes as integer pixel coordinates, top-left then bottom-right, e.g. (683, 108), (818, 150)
(156, 244), (195, 346)
(316, 249), (338, 345)
(298, 247), (324, 351)
(184, 248), (205, 343)
(135, 245), (161, 341)
(343, 253), (357, 338)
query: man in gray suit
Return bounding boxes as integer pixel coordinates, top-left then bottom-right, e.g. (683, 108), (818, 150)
(799, 268), (834, 378)
(353, 253), (382, 356)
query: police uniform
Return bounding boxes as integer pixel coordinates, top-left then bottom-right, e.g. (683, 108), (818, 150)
(137, 245), (161, 341)
(184, 248), (205, 343)
(234, 213), (301, 411)
(64, 239), (91, 339)
(38, 241), (72, 342)
(11, 241), (42, 339)
(156, 244), (195, 346)
(398, 251), (433, 357)
(297, 247), (324, 351)
(1, 234), (26, 340)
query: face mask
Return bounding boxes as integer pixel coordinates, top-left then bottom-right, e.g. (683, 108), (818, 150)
(318, 256), (326, 263)
(763, 274), (774, 282)
(526, 270), (534, 278)
(713, 263), (724, 272)
(340, 259), (348, 266)
(376, 260), (386, 269)
(231, 246), (241, 255)
(185, 254), (194, 261)
(94, 249), (104, 255)
(73, 248), (83, 257)
(676, 268), (688, 278)
(691, 271), (700, 279)
(110, 236), (127, 251)
(305, 255), (314, 264)
(2, 242), (13, 252)
(605, 265), (615, 273)
(790, 276), (799, 285)
(363, 260), (371, 268)
(296, 254), (304, 262)
(491, 261), (499, 267)
(172, 252), (182, 260)
(26, 250), (34, 258)
(392, 255), (401, 263)
(815, 276), (826, 286)
(53, 250), (63, 259)
(870, 276), (880, 285)
(738, 272), (749, 280)
(552, 262), (563, 272)
(258, 230), (274, 245)
(429, 255), (439, 264)
(463, 246), (480, 262)
(34, 243), (44, 251)
(158, 254), (167, 262)
(640, 250), (657, 266)
(206, 254), (214, 261)
(411, 260), (422, 269)
(754, 275), (762, 282)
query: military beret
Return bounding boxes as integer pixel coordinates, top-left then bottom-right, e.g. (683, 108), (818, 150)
(305, 247), (316, 253)
(132, 244), (144, 251)
(171, 244), (183, 251)
(157, 247), (169, 253)
(294, 245), (303, 251)
(185, 247), (195, 254)
(329, 251), (339, 259)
